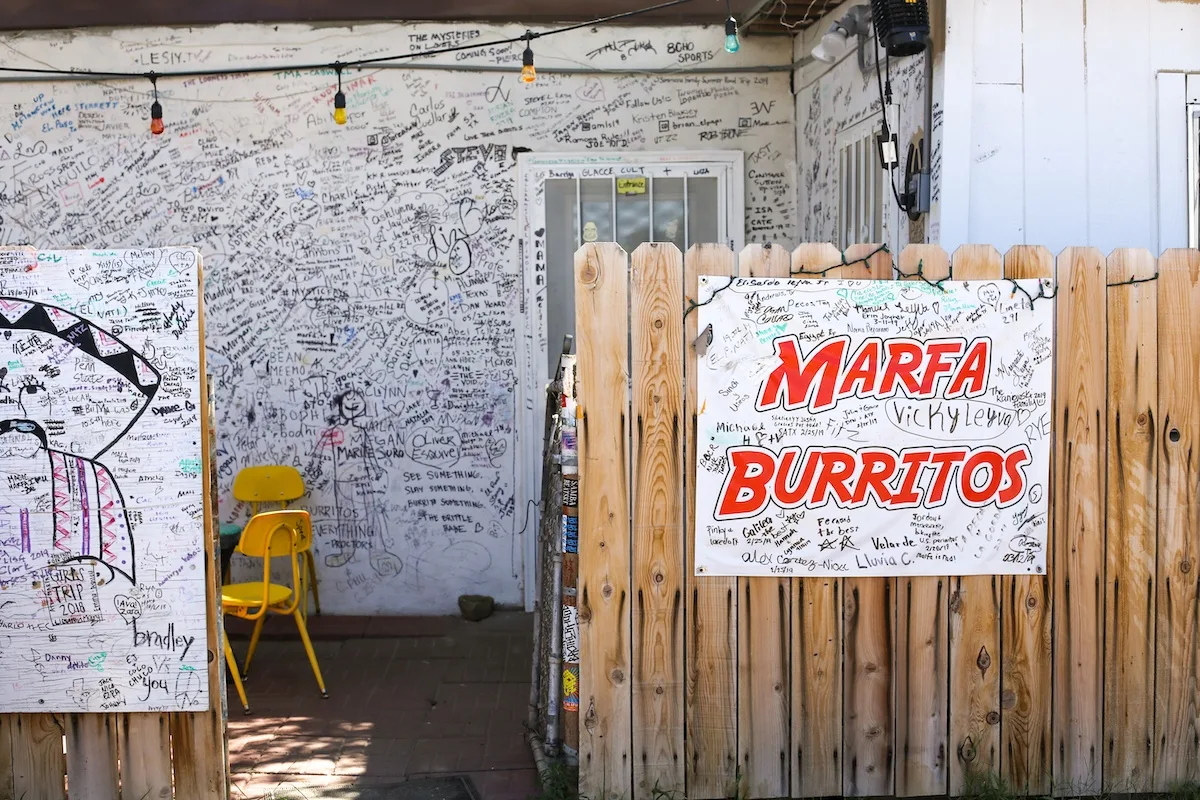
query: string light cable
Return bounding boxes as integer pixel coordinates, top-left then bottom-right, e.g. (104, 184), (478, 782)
(0, 0), (708, 83)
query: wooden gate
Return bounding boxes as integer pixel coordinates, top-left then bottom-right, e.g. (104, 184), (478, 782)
(573, 241), (1199, 799)
(0, 299), (228, 799)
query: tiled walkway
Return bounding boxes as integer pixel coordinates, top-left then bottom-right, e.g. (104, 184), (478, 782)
(224, 612), (540, 800)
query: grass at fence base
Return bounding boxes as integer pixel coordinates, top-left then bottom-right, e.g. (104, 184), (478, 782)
(962, 767), (1200, 800)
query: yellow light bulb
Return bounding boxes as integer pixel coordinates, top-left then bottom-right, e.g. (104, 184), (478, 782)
(334, 106), (347, 125)
(520, 64), (536, 83)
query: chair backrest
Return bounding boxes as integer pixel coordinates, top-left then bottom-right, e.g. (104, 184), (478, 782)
(236, 509), (310, 559)
(232, 465), (305, 509)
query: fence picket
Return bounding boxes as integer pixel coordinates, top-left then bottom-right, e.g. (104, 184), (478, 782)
(684, 244), (739, 800)
(737, 243), (793, 800)
(1154, 249), (1200, 787)
(838, 243), (896, 798)
(1000, 246), (1055, 796)
(947, 245), (1004, 793)
(65, 713), (118, 799)
(1103, 249), (1157, 792)
(894, 245), (950, 798)
(576, 242), (634, 800)
(10, 714), (64, 800)
(790, 242), (845, 799)
(0, 715), (12, 800)
(120, 713), (174, 799)
(1053, 247), (1106, 795)
(630, 243), (686, 799)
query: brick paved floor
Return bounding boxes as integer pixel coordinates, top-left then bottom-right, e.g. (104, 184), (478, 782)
(224, 611), (540, 800)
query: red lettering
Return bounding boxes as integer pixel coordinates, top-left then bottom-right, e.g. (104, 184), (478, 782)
(838, 338), (881, 397)
(716, 447), (775, 519)
(851, 450), (897, 506)
(774, 448), (820, 506)
(927, 448), (969, 505)
(893, 449), (933, 505)
(1000, 446), (1032, 505)
(810, 450), (855, 506)
(948, 339), (990, 397)
(756, 336), (846, 412)
(919, 340), (965, 395)
(879, 340), (924, 396)
(961, 449), (1005, 505)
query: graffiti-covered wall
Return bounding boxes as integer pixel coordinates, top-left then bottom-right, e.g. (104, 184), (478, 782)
(0, 23), (797, 613)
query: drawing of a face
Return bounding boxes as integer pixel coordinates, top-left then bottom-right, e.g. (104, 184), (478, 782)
(336, 390), (367, 422)
(0, 419), (46, 459)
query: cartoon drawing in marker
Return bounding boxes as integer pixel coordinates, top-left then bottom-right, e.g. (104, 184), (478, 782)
(307, 388), (403, 577)
(0, 298), (159, 587)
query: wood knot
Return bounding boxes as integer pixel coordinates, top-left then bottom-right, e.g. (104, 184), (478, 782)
(1183, 560), (1193, 574)
(655, 686), (664, 695)
(654, 318), (664, 329)
(1137, 412), (1148, 426)
(1171, 428), (1182, 443)
(949, 592), (963, 613)
(865, 662), (879, 673)
(976, 646), (992, 672)
(773, 683), (782, 692)
(611, 668), (625, 684)
(986, 711), (1000, 725)
(866, 726), (881, 738)
(580, 265), (598, 283)
(1001, 690), (1017, 709)
(653, 571), (664, 584)
(1026, 595), (1038, 610)
(959, 737), (977, 762)
(602, 582), (614, 598)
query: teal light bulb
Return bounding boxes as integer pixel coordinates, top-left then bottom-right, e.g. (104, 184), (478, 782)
(724, 16), (740, 53)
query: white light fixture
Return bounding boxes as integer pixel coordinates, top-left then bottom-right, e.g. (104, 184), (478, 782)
(810, 5), (871, 65)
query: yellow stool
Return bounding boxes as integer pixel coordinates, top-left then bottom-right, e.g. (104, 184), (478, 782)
(222, 509), (327, 711)
(225, 465), (320, 618)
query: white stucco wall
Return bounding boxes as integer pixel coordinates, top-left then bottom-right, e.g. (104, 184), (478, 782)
(0, 23), (796, 614)
(938, 0), (1200, 255)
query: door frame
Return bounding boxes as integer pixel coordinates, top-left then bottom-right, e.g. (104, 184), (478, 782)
(514, 150), (746, 610)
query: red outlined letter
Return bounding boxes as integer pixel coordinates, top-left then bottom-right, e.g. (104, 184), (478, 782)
(774, 447), (821, 507)
(809, 449), (856, 507)
(851, 449), (898, 507)
(879, 339), (925, 397)
(838, 337), (882, 399)
(999, 445), (1032, 505)
(926, 447), (969, 506)
(756, 335), (847, 413)
(947, 338), (990, 398)
(715, 447), (777, 520)
(960, 448), (1005, 505)
(919, 339), (966, 396)
(892, 448), (934, 506)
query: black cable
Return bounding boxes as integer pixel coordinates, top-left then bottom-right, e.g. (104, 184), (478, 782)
(872, 33), (908, 211)
(0, 0), (699, 81)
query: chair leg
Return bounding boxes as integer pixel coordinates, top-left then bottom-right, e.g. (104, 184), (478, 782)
(223, 632), (250, 715)
(243, 616), (267, 678)
(292, 609), (328, 698)
(305, 552), (321, 615)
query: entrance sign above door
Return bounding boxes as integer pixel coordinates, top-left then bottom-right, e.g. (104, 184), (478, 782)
(693, 275), (1054, 577)
(0, 246), (210, 713)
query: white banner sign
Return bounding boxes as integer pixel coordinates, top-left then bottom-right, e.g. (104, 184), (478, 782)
(694, 276), (1053, 578)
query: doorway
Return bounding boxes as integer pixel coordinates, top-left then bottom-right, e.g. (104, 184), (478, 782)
(515, 151), (745, 608)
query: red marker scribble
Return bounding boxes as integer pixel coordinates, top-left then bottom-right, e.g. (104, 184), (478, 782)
(88, 177), (105, 189)
(317, 428), (344, 448)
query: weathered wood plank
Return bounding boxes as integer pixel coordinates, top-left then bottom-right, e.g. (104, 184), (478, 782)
(894, 245), (950, 798)
(1154, 249), (1200, 788)
(10, 714), (64, 800)
(738, 243), (791, 800)
(1052, 247), (1106, 795)
(948, 245), (1003, 794)
(171, 266), (229, 800)
(631, 243), (685, 799)
(839, 243), (896, 798)
(64, 714), (118, 799)
(0, 714), (13, 800)
(576, 242), (634, 800)
(1000, 245), (1055, 796)
(1103, 249), (1157, 793)
(790, 242), (844, 799)
(684, 244), (738, 800)
(119, 714), (174, 799)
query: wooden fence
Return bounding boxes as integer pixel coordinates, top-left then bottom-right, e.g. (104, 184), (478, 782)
(0, 364), (228, 799)
(573, 241), (1200, 800)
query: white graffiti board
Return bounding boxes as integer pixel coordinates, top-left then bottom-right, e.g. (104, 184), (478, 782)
(0, 247), (209, 713)
(694, 276), (1053, 578)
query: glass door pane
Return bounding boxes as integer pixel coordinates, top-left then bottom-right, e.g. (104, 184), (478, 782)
(616, 175), (650, 254)
(579, 179), (614, 244)
(687, 176), (720, 246)
(652, 177), (685, 249)
(545, 178), (579, 371)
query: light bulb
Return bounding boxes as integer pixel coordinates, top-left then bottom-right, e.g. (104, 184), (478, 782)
(724, 17), (740, 54)
(150, 100), (164, 135)
(333, 90), (347, 125)
(521, 43), (536, 84)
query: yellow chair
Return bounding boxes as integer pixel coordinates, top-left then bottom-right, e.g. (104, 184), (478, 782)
(224, 629), (251, 715)
(222, 509), (328, 708)
(226, 465), (320, 617)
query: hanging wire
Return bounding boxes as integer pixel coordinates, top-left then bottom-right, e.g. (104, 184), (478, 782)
(789, 243), (891, 276)
(1007, 278), (1056, 307)
(895, 258), (950, 292)
(684, 276), (736, 320)
(0, 0), (700, 81)
(1106, 272), (1159, 287)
